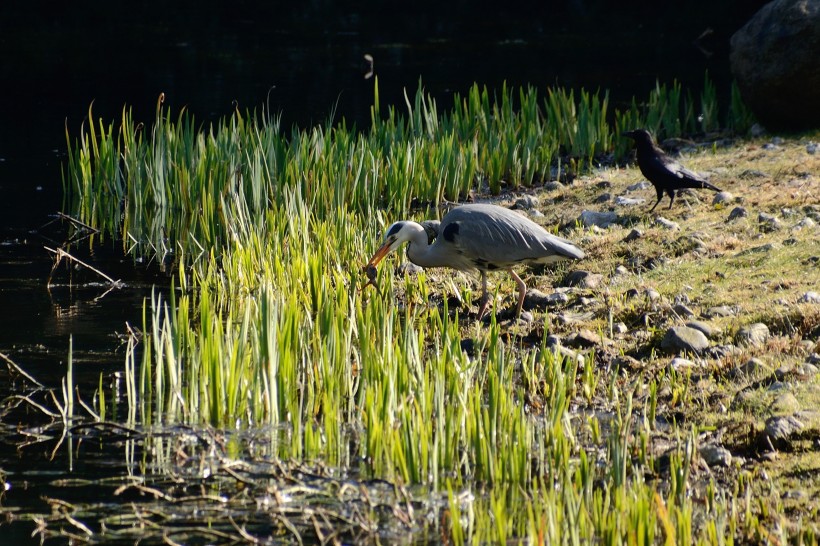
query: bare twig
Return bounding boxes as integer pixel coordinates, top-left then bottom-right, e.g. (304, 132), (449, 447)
(44, 246), (121, 287)
(0, 351), (45, 387)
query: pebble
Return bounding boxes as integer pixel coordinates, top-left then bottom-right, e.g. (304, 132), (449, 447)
(578, 210), (620, 228)
(792, 217), (816, 231)
(655, 216), (680, 230)
(398, 262), (423, 275)
(699, 444), (732, 467)
(544, 181), (565, 191)
(673, 303), (695, 317)
(623, 228), (643, 242)
(612, 322), (628, 334)
(712, 191), (733, 205)
(514, 195), (540, 210)
(563, 270), (604, 289)
(758, 212), (783, 232)
(703, 305), (737, 318)
(626, 181), (651, 192)
(614, 196), (645, 206)
(737, 323), (770, 347)
(551, 345), (585, 366)
(807, 142), (818, 154)
(565, 329), (606, 348)
(595, 193), (612, 203)
(737, 357), (771, 376)
(645, 288), (661, 302)
(669, 357), (698, 370)
(661, 326), (710, 353)
(686, 321), (719, 339)
(796, 362), (818, 376)
(771, 393), (801, 414)
(765, 415), (805, 442)
(614, 265), (629, 276)
(728, 206), (748, 221)
(798, 291), (820, 304)
(524, 290), (569, 309)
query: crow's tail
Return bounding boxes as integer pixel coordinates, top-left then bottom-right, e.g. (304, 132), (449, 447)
(681, 177), (721, 192)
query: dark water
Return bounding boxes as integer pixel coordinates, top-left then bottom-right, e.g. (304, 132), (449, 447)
(0, 1), (767, 542)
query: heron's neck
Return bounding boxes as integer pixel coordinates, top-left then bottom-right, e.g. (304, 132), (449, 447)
(405, 224), (442, 268)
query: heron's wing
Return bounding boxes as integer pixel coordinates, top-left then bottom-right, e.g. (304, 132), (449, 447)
(440, 205), (583, 269)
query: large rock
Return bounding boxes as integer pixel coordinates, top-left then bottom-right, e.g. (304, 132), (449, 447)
(730, 0), (820, 131)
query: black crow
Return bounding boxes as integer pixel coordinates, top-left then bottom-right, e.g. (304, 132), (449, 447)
(623, 129), (721, 212)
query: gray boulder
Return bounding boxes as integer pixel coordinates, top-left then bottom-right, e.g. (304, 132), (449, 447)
(730, 0), (820, 131)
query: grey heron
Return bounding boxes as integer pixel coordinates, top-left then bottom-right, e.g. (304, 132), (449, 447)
(365, 203), (584, 319)
(623, 129), (721, 212)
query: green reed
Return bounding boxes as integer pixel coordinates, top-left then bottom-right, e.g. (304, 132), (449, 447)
(60, 74), (778, 544)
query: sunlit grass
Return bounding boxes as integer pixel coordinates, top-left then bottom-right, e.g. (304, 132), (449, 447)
(53, 75), (819, 544)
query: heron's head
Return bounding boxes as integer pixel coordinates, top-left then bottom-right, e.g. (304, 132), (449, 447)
(365, 221), (418, 268)
(622, 129), (654, 146)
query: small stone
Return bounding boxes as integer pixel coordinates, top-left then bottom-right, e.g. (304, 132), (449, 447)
(614, 265), (629, 276)
(807, 142), (818, 154)
(758, 212), (782, 232)
(578, 210), (620, 228)
(615, 196), (645, 206)
(737, 323), (770, 346)
(623, 228), (643, 242)
(655, 216), (680, 230)
(645, 288), (661, 302)
(626, 181), (651, 192)
(524, 290), (568, 310)
(612, 322), (628, 334)
(565, 329), (606, 348)
(612, 355), (643, 371)
(551, 345), (585, 366)
(798, 291), (820, 304)
(739, 169), (766, 179)
(686, 321), (720, 339)
(712, 191), (734, 205)
(738, 357), (771, 376)
(669, 357), (698, 370)
(796, 340), (816, 353)
(545, 334), (562, 347)
(796, 362), (819, 376)
(564, 270), (604, 289)
(661, 326), (710, 354)
(529, 209), (544, 218)
(673, 303), (695, 317)
(595, 193), (612, 203)
(774, 365), (792, 381)
(703, 305), (737, 318)
(792, 217), (816, 231)
(398, 262), (423, 275)
(738, 243), (781, 256)
(771, 137), (784, 145)
(699, 444), (732, 467)
(765, 415), (805, 442)
(771, 392), (801, 414)
(709, 344), (741, 359)
(728, 206), (748, 221)
(514, 195), (540, 210)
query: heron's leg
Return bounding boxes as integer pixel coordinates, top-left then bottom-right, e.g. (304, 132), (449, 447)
(509, 269), (527, 316)
(667, 189), (675, 209)
(477, 271), (491, 320)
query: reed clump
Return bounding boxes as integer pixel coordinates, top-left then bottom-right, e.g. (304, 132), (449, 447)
(56, 75), (813, 545)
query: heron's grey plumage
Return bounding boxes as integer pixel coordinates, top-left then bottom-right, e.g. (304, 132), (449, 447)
(365, 203), (584, 319)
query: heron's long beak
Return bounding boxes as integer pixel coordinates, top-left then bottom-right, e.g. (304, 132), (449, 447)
(365, 240), (394, 269)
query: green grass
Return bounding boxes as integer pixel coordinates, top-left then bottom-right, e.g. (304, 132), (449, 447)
(52, 76), (820, 544)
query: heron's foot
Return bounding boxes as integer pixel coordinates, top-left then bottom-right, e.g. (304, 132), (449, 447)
(476, 297), (492, 321)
